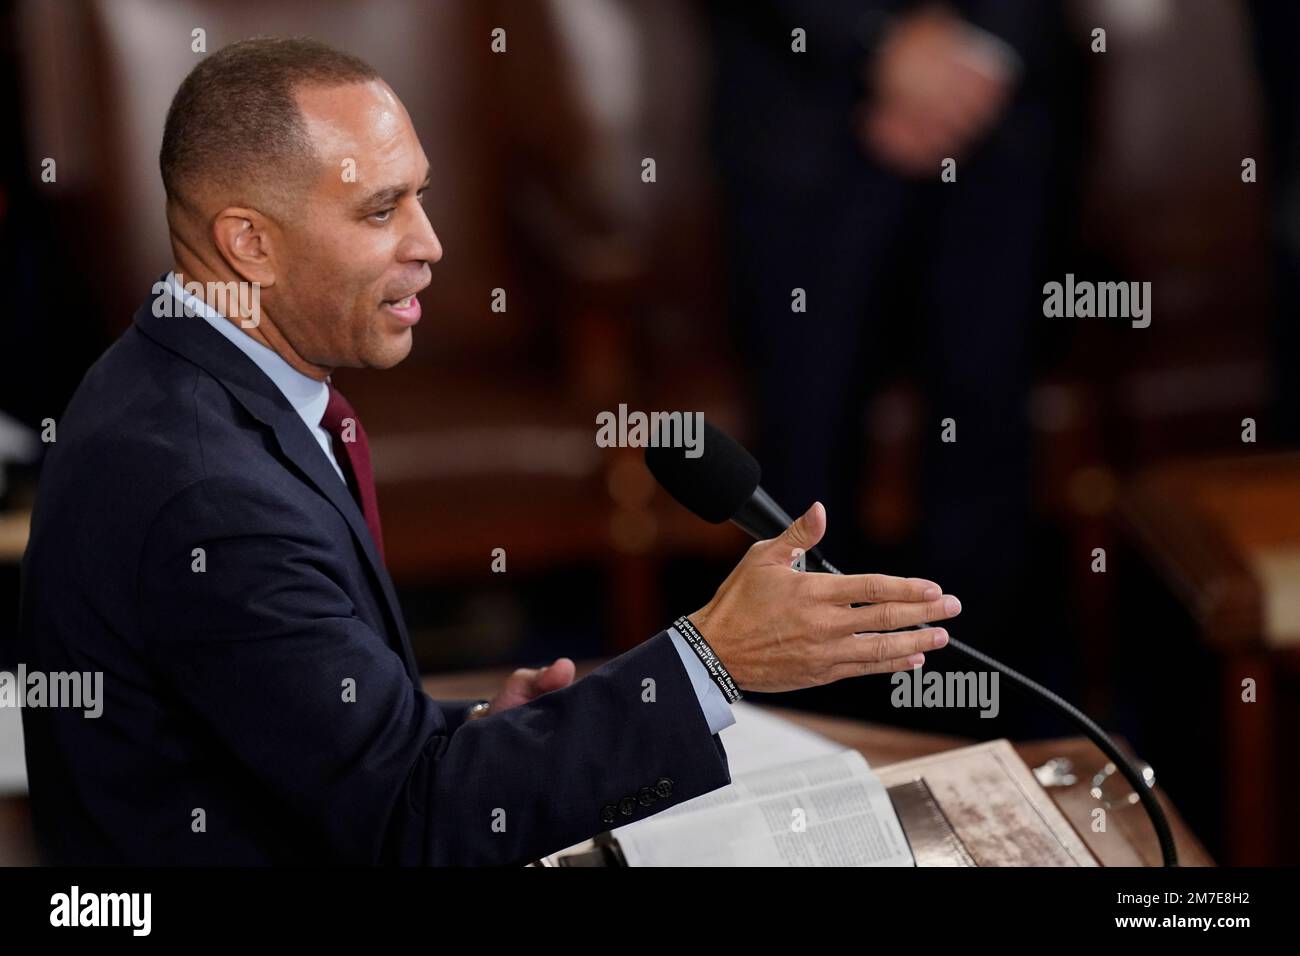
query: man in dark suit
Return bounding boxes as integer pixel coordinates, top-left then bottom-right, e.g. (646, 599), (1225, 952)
(17, 37), (960, 865)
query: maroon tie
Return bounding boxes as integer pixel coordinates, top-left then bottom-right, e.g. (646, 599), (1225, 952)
(320, 384), (385, 562)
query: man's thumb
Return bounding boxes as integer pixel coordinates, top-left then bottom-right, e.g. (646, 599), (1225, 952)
(775, 501), (826, 555)
(535, 657), (576, 692)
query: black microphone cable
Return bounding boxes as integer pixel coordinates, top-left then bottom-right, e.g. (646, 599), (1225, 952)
(811, 551), (1179, 867)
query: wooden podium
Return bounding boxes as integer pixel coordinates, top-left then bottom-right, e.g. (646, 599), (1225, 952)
(424, 665), (1214, 867)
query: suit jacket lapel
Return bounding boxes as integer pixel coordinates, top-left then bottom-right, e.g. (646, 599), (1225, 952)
(267, 414), (419, 678)
(133, 279), (420, 680)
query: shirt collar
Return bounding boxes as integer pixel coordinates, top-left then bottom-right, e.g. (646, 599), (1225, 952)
(166, 271), (330, 430)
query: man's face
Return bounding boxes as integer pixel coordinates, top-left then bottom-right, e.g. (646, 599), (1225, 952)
(269, 79), (441, 370)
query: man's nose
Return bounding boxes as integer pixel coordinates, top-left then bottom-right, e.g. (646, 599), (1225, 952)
(403, 206), (443, 265)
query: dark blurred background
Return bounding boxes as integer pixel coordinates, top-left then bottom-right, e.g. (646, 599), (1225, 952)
(1, 0), (1298, 866)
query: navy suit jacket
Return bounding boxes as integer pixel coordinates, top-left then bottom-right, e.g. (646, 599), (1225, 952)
(18, 282), (731, 865)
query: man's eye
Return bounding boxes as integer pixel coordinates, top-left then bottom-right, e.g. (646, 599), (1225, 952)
(371, 208), (394, 223)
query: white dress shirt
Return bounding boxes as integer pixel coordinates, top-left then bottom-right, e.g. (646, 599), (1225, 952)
(165, 271), (346, 485)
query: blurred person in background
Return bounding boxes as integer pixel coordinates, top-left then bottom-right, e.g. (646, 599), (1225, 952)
(708, 1), (1076, 733)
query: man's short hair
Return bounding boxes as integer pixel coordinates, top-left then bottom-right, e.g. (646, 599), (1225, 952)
(160, 36), (378, 214)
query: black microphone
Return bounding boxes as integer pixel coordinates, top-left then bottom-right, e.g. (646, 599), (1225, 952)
(645, 420), (843, 573)
(645, 420), (1179, 867)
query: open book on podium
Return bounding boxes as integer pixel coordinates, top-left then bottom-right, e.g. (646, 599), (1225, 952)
(535, 702), (1098, 867)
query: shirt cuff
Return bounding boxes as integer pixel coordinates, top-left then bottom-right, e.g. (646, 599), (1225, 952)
(667, 625), (737, 736)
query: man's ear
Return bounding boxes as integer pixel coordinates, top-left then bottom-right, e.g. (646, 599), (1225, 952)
(212, 208), (277, 289)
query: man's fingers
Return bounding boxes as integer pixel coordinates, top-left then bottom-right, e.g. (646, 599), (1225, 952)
(506, 658), (577, 698)
(828, 627), (949, 665)
(769, 501), (826, 557)
(535, 657), (576, 692)
(826, 654), (927, 683)
(816, 572), (942, 606)
(506, 667), (539, 689)
(829, 595), (961, 634)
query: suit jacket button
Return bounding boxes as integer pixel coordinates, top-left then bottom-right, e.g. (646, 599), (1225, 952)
(601, 804), (618, 824)
(637, 786), (656, 807)
(618, 796), (638, 816)
(655, 777), (674, 798)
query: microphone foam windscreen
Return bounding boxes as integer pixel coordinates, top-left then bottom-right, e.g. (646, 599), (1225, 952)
(644, 420), (760, 524)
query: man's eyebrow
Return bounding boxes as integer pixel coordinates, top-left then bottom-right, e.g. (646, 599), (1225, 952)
(354, 167), (433, 212)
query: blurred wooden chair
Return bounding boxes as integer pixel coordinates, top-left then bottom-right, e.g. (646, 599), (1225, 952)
(1118, 455), (1300, 865)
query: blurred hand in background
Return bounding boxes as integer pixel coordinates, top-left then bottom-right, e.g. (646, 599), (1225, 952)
(860, 5), (1018, 176)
